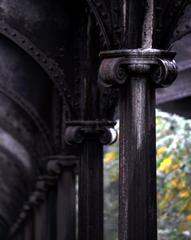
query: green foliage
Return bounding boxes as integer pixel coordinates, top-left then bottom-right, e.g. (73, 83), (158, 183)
(104, 110), (191, 239)
(157, 110), (191, 239)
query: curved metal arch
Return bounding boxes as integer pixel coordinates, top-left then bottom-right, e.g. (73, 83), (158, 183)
(164, 0), (188, 47)
(170, 22), (191, 46)
(0, 84), (54, 154)
(0, 20), (73, 115)
(86, 0), (111, 49)
(0, 142), (34, 234)
(169, 3), (191, 46)
(85, 0), (124, 49)
(0, 117), (39, 171)
(170, 29), (191, 47)
(154, 0), (190, 48)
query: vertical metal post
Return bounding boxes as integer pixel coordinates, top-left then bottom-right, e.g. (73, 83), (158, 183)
(46, 156), (77, 240)
(57, 168), (76, 240)
(119, 1), (158, 239)
(33, 178), (48, 240)
(47, 189), (57, 240)
(78, 140), (103, 240)
(119, 74), (157, 239)
(65, 122), (114, 240)
(99, 52), (158, 240)
(99, 24), (177, 240)
(24, 218), (34, 240)
(35, 204), (46, 240)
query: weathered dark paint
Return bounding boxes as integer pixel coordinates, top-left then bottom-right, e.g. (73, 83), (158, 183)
(78, 140), (103, 240)
(64, 121), (114, 240)
(99, 49), (177, 240)
(57, 169), (76, 240)
(119, 78), (157, 240)
(47, 189), (57, 240)
(24, 218), (34, 240)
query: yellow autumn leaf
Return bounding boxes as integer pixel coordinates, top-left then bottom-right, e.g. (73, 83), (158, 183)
(159, 156), (173, 173)
(177, 182), (186, 190)
(104, 152), (116, 163)
(157, 146), (167, 156)
(185, 214), (191, 222)
(170, 179), (178, 188)
(179, 191), (190, 198)
(170, 179), (185, 190)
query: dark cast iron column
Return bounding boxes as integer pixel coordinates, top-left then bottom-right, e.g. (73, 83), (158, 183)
(98, 0), (178, 239)
(65, 121), (116, 240)
(46, 155), (77, 240)
(99, 50), (177, 239)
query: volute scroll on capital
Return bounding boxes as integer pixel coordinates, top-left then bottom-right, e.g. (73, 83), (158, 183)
(98, 49), (178, 88)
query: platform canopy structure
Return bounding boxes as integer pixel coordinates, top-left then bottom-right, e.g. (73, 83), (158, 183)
(0, 0), (190, 240)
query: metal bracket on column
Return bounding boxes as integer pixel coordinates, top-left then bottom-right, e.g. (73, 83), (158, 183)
(64, 120), (117, 146)
(99, 49), (177, 88)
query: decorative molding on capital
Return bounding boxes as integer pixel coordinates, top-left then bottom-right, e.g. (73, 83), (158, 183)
(99, 49), (178, 88)
(64, 120), (117, 145)
(46, 156), (78, 176)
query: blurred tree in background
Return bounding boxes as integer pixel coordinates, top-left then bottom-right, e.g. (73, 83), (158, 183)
(104, 110), (191, 240)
